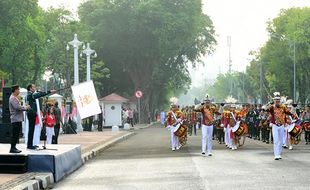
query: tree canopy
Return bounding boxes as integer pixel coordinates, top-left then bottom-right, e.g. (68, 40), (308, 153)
(78, 0), (216, 121)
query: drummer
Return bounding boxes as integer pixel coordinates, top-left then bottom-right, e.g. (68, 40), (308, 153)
(165, 99), (184, 151)
(285, 102), (295, 150)
(268, 92), (294, 160)
(194, 94), (220, 156)
(301, 104), (310, 144)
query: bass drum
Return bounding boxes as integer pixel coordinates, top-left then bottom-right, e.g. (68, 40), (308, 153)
(232, 120), (248, 136)
(174, 124), (187, 137)
(288, 123), (302, 138)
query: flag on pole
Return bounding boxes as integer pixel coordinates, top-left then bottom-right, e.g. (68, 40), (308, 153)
(71, 80), (101, 119)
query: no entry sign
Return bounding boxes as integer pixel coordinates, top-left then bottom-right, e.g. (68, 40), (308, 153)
(135, 90), (143, 98)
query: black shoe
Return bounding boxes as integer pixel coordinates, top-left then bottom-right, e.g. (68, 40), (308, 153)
(34, 145), (39, 148)
(10, 149), (22, 153)
(266, 141), (269, 144)
(275, 158), (280, 160)
(27, 146), (37, 150)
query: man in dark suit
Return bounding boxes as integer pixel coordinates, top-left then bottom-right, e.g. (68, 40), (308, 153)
(26, 84), (56, 149)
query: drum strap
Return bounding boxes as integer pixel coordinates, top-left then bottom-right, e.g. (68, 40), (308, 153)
(171, 111), (178, 125)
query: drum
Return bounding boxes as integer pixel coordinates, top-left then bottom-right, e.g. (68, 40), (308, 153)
(174, 124), (187, 137)
(232, 121), (248, 136)
(302, 121), (310, 131)
(214, 119), (222, 129)
(287, 123), (302, 138)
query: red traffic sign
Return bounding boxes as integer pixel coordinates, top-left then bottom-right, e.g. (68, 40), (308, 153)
(135, 90), (143, 98)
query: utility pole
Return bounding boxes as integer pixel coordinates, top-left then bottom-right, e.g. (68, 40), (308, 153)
(227, 36), (232, 96)
(260, 62), (263, 104)
(293, 42), (296, 103)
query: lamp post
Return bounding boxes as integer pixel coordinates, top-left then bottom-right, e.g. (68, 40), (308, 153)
(81, 43), (97, 81)
(67, 34), (84, 85)
(66, 34), (85, 132)
(270, 34), (296, 102)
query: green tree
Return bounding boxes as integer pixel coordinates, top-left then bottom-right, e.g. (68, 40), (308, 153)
(79, 0), (216, 122)
(0, 0), (47, 86)
(248, 7), (310, 103)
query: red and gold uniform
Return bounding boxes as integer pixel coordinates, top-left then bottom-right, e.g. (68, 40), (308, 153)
(166, 108), (185, 151)
(194, 103), (220, 155)
(188, 107), (197, 136)
(268, 92), (293, 160)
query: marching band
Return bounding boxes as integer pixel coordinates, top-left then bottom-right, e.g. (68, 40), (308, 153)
(165, 92), (310, 160)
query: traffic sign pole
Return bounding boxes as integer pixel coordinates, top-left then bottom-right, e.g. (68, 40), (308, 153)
(138, 98), (141, 124)
(135, 90), (143, 124)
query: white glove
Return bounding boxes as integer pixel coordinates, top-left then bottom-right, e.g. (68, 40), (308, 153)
(224, 127), (226, 132)
(269, 123), (273, 127)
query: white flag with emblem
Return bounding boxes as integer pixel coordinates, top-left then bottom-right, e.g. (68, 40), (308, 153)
(71, 80), (101, 119)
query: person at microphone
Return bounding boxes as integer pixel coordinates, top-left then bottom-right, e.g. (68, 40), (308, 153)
(26, 84), (56, 149)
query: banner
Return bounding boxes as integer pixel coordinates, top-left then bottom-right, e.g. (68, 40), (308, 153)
(71, 80), (101, 119)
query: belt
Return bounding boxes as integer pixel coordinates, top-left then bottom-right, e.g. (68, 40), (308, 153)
(274, 123), (283, 127)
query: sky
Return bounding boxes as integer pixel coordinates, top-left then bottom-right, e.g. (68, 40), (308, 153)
(38, 0), (310, 86)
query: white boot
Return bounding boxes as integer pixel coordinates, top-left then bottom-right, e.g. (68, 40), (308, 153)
(289, 145), (293, 150)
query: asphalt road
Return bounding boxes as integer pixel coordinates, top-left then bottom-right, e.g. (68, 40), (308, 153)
(54, 125), (310, 190)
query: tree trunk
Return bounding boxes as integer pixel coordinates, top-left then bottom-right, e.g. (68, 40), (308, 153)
(127, 62), (153, 123)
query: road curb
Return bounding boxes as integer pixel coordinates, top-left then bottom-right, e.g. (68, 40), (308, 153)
(81, 132), (135, 163)
(8, 173), (54, 190)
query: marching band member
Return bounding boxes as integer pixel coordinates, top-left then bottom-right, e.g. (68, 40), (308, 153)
(285, 100), (296, 150)
(215, 104), (224, 144)
(301, 104), (310, 144)
(194, 94), (220, 156)
(282, 99), (291, 149)
(165, 98), (184, 151)
(222, 96), (237, 150)
(223, 109), (232, 149)
(229, 104), (238, 150)
(189, 106), (197, 136)
(260, 106), (271, 144)
(268, 92), (294, 160)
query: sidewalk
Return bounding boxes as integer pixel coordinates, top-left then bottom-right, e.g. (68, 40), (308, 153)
(0, 129), (135, 190)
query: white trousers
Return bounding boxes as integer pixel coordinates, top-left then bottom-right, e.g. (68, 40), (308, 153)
(283, 126), (288, 146)
(201, 124), (213, 153)
(225, 126), (232, 146)
(169, 125), (179, 149)
(46, 127), (55, 145)
(33, 124), (41, 146)
(272, 124), (284, 157)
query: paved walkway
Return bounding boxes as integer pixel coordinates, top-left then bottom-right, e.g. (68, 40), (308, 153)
(0, 128), (134, 189)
